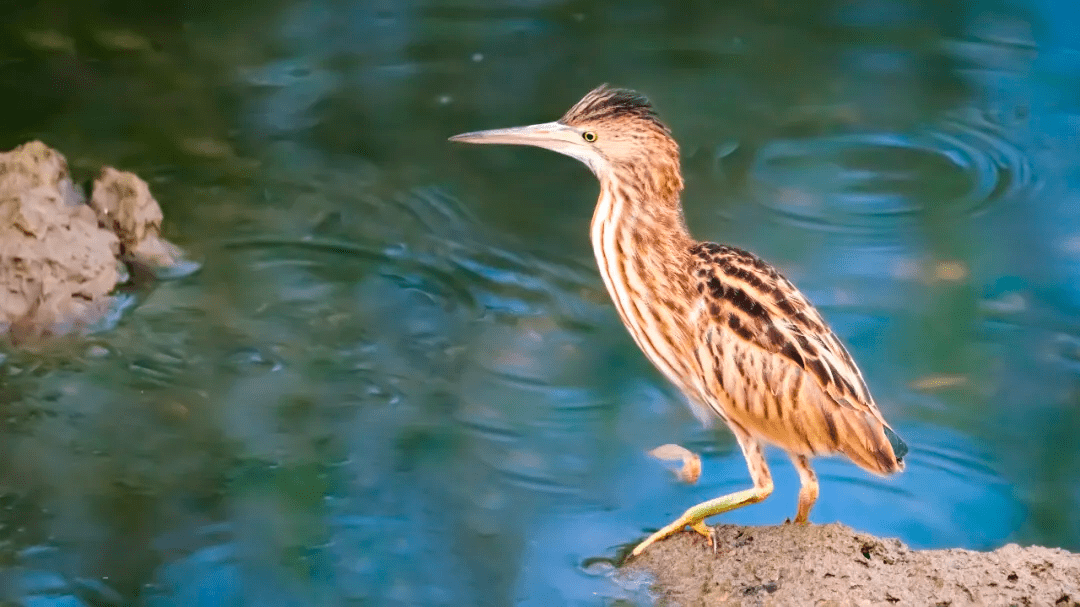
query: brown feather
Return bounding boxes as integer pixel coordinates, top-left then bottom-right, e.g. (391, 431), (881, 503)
(687, 243), (903, 474)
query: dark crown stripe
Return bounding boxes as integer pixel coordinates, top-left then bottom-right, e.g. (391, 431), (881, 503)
(559, 84), (667, 132)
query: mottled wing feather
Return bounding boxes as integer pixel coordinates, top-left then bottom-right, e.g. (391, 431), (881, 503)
(687, 242), (903, 473)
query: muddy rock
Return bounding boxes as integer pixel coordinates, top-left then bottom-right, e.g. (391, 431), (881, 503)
(621, 523), (1080, 606)
(1, 141), (187, 337)
(90, 166), (184, 267)
(0, 141), (120, 335)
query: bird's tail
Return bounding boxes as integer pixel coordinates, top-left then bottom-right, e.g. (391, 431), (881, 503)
(884, 426), (908, 464)
(839, 413), (906, 475)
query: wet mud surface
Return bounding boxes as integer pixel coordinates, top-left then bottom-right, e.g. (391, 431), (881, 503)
(623, 523), (1080, 606)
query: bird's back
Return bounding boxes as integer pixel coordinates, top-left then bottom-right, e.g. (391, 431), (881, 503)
(683, 242), (906, 475)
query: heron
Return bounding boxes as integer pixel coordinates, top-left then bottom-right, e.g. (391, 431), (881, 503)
(450, 85), (907, 557)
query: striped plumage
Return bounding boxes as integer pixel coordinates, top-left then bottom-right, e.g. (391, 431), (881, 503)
(451, 85), (907, 557)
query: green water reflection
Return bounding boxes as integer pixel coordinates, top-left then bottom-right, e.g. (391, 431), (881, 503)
(2, 0), (1079, 605)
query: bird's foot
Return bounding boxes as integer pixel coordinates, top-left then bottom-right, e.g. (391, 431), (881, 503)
(629, 486), (771, 558)
(691, 520), (717, 553)
(630, 514), (712, 558)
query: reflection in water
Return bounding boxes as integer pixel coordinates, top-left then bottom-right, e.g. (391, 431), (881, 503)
(1, 0), (1079, 605)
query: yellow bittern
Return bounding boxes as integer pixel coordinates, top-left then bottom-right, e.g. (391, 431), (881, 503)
(450, 85), (907, 557)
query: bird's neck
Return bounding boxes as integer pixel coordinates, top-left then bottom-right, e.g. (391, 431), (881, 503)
(590, 166), (692, 275)
(589, 169), (696, 389)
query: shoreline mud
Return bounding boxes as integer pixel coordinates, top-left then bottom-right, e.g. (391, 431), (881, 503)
(621, 522), (1080, 606)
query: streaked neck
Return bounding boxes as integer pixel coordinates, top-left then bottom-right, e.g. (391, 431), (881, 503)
(590, 165), (691, 278)
(589, 170), (694, 389)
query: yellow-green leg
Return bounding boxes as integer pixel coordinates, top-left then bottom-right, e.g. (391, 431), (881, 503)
(791, 453), (818, 523)
(631, 433), (774, 557)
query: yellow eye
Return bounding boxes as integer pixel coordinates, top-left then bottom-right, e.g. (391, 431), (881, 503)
(582, 131), (597, 142)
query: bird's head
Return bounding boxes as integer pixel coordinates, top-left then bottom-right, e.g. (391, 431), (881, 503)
(450, 85), (680, 184)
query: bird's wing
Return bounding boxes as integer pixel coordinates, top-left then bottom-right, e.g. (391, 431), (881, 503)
(686, 242), (906, 473)
(687, 242), (887, 425)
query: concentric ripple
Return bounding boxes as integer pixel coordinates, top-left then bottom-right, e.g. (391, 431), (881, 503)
(751, 114), (1032, 231)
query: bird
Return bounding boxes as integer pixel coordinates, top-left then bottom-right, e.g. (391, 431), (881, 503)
(449, 85), (907, 558)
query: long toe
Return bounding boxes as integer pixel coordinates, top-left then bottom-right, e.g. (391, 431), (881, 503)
(690, 520), (716, 553)
(630, 516), (691, 557)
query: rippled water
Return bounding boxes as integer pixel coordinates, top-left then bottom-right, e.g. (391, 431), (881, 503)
(2, 0), (1080, 605)
(751, 114), (1032, 231)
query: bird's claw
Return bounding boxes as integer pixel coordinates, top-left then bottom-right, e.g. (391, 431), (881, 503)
(689, 520), (716, 553)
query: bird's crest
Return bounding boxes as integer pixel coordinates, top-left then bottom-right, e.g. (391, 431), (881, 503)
(559, 85), (667, 132)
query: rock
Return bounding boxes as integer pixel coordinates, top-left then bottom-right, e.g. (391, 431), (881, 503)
(621, 523), (1080, 606)
(0, 141), (120, 336)
(0, 141), (190, 338)
(90, 166), (183, 267)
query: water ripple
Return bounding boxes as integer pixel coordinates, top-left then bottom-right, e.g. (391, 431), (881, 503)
(752, 115), (1032, 231)
(228, 185), (598, 321)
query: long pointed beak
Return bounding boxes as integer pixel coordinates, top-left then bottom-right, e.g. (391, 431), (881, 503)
(449, 121), (578, 148)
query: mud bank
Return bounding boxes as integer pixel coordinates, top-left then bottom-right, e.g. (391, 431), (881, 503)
(0, 141), (186, 337)
(622, 522), (1080, 606)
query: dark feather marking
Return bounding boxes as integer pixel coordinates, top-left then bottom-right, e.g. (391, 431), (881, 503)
(806, 357), (831, 388)
(760, 362), (776, 421)
(740, 357), (753, 415)
(707, 276), (725, 298)
(726, 285), (771, 322)
(796, 334), (817, 357)
(780, 342), (805, 368)
(691, 342), (709, 388)
(784, 373), (803, 420)
(765, 325), (785, 348)
(728, 266), (771, 293)
(712, 365), (725, 393)
(775, 297), (798, 315)
(874, 448), (895, 471)
(612, 234), (666, 372)
(824, 411), (839, 445)
(838, 375), (857, 398)
(559, 86), (668, 133)
(721, 265), (764, 291)
(709, 329), (724, 360)
(727, 314), (755, 342)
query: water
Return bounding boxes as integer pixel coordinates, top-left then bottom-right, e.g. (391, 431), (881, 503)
(1, 0), (1079, 605)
